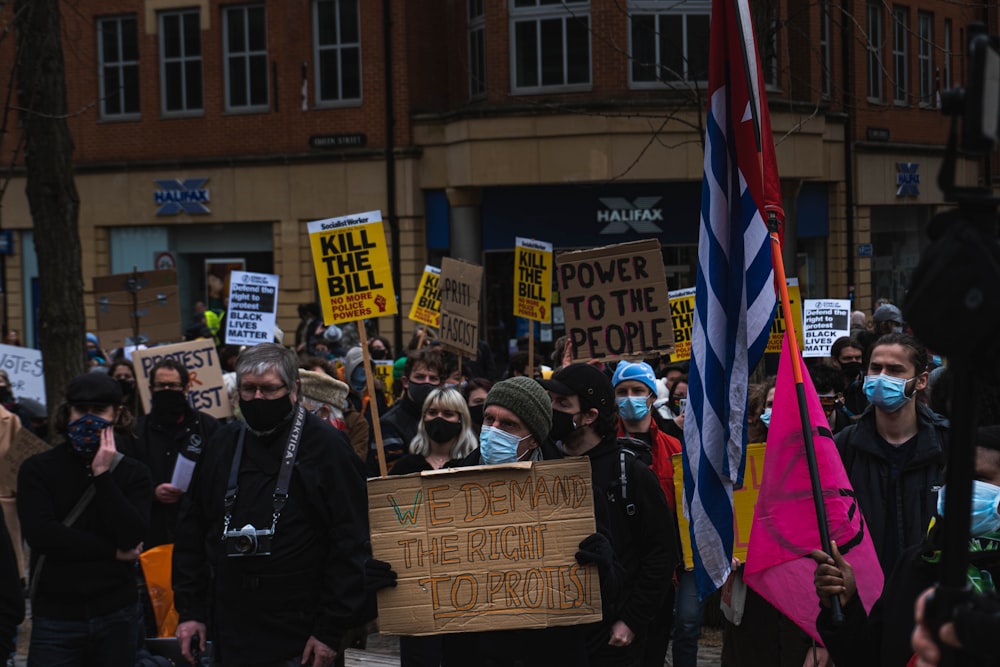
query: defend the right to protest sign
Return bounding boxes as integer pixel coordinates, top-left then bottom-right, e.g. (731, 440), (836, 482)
(556, 239), (674, 362)
(0, 344), (45, 406)
(438, 258), (483, 357)
(307, 210), (397, 325)
(225, 270), (279, 346)
(368, 458), (602, 635)
(802, 299), (852, 357)
(408, 265), (441, 328)
(514, 237), (552, 323)
(133, 340), (232, 420)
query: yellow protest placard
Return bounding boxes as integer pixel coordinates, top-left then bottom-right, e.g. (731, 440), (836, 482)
(307, 211), (397, 325)
(408, 265), (441, 328)
(668, 288), (696, 362)
(374, 360), (394, 405)
(514, 238), (552, 323)
(368, 458), (602, 635)
(766, 279), (803, 354)
(673, 444), (765, 569)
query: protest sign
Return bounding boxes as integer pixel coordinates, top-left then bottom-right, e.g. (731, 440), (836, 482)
(408, 265), (441, 328)
(438, 258), (483, 357)
(369, 458), (602, 635)
(0, 344), (45, 406)
(133, 340), (232, 420)
(94, 269), (181, 348)
(668, 288), (696, 362)
(556, 239), (674, 362)
(225, 271), (280, 346)
(674, 443), (765, 568)
(802, 299), (851, 358)
(765, 279), (803, 354)
(514, 238), (552, 323)
(307, 211), (397, 325)
(374, 360), (394, 405)
(0, 427), (49, 492)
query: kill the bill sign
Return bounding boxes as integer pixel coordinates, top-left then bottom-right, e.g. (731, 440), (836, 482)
(307, 211), (397, 325)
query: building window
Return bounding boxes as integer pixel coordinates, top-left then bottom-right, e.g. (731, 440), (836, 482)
(511, 0), (591, 93)
(891, 6), (908, 104)
(469, 0), (486, 98)
(159, 9), (203, 115)
(313, 0), (361, 105)
(943, 19), (952, 91)
(917, 12), (933, 106)
(628, 0), (710, 86)
(97, 15), (140, 119)
(223, 5), (268, 111)
(820, 0), (831, 97)
(866, 2), (883, 101)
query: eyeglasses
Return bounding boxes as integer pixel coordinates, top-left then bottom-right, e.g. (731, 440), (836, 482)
(238, 383), (288, 400)
(151, 382), (185, 392)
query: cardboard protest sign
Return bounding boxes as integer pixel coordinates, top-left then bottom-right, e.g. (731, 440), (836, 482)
(556, 239), (674, 362)
(438, 258), (483, 357)
(133, 340), (232, 420)
(408, 265), (441, 328)
(674, 444), (765, 569)
(0, 345), (45, 406)
(765, 279), (803, 354)
(802, 299), (852, 358)
(225, 271), (280, 346)
(514, 238), (552, 323)
(668, 288), (696, 362)
(369, 458), (602, 635)
(307, 211), (397, 325)
(94, 270), (181, 348)
(0, 428), (49, 493)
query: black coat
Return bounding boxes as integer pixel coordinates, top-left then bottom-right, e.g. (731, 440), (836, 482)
(371, 394), (422, 475)
(172, 413), (369, 664)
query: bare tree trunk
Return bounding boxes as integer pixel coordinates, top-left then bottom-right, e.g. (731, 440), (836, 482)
(15, 0), (85, 432)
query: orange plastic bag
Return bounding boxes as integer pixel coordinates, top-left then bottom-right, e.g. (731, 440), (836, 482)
(140, 544), (179, 638)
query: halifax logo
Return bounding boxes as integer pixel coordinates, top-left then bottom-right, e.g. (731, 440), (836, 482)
(155, 178), (211, 215)
(597, 197), (664, 234)
(895, 163), (919, 197)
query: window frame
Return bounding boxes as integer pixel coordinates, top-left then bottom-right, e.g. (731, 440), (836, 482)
(312, 0), (363, 108)
(97, 14), (141, 120)
(917, 11), (933, 107)
(943, 19), (952, 91)
(468, 0), (486, 98)
(509, 0), (592, 95)
(866, 2), (883, 102)
(158, 8), (204, 117)
(627, 0), (711, 89)
(820, 0), (831, 98)
(891, 5), (909, 105)
(222, 4), (269, 113)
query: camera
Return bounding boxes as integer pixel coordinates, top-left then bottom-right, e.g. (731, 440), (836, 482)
(224, 523), (273, 557)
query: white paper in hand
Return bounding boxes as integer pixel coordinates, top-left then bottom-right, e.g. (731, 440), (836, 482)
(171, 454), (197, 492)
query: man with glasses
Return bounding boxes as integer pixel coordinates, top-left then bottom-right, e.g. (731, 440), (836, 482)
(125, 358), (221, 549)
(173, 344), (369, 667)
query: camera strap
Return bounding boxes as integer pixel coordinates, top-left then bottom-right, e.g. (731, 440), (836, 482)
(222, 404), (307, 537)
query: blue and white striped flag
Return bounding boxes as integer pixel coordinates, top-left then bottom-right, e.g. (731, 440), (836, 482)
(682, 0), (782, 600)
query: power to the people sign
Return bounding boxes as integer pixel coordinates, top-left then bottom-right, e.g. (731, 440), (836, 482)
(307, 210), (397, 325)
(514, 237), (552, 323)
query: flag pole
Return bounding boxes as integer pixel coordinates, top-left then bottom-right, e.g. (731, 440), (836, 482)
(767, 211), (843, 624)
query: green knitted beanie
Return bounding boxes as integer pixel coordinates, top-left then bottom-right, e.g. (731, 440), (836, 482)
(484, 376), (552, 443)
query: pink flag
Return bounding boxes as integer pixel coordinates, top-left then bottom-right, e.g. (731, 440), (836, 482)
(743, 334), (884, 642)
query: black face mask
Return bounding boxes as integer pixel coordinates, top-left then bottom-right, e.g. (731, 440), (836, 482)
(369, 347), (389, 361)
(468, 403), (484, 427)
(408, 381), (437, 409)
(549, 409), (579, 443)
(841, 361), (863, 382)
(117, 378), (136, 397)
(239, 395), (294, 434)
(151, 390), (187, 423)
(425, 417), (463, 444)
(0, 388), (11, 404)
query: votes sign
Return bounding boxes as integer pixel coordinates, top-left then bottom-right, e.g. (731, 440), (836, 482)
(307, 211), (397, 325)
(369, 458), (602, 635)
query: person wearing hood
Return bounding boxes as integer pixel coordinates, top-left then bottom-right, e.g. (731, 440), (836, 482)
(18, 372), (152, 665)
(830, 336), (868, 417)
(834, 332), (948, 574)
(124, 358), (221, 548)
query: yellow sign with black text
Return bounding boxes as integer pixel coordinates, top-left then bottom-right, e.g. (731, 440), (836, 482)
(514, 238), (552, 323)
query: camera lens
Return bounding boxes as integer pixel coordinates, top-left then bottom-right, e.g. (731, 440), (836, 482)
(235, 534), (255, 553)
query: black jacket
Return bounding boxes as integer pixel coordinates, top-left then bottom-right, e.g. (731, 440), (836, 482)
(18, 441), (152, 620)
(834, 403), (948, 571)
(125, 408), (220, 547)
(371, 394), (422, 475)
(0, 509), (23, 655)
(172, 412), (369, 664)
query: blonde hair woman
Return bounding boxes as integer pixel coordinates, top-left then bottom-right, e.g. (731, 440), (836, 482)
(390, 387), (478, 475)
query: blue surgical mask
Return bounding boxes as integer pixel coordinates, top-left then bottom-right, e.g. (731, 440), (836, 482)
(616, 396), (650, 421)
(67, 413), (112, 458)
(350, 367), (366, 393)
(759, 408), (772, 428)
(480, 425), (530, 465)
(864, 374), (915, 413)
(937, 480), (1000, 537)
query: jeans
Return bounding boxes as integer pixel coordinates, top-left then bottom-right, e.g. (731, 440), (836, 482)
(28, 602), (140, 667)
(671, 571), (706, 667)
